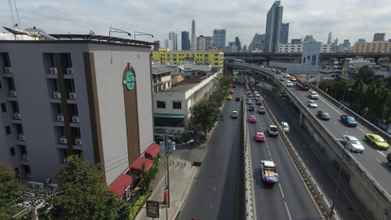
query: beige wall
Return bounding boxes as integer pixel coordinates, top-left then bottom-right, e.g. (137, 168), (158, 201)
(91, 46), (153, 184)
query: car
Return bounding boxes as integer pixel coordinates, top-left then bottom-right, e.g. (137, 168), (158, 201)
(260, 160), (279, 186)
(231, 110), (239, 119)
(256, 99), (263, 106)
(340, 115), (357, 127)
(255, 131), (266, 142)
(286, 82), (294, 87)
(235, 97), (240, 102)
(226, 95), (233, 100)
(267, 125), (279, 137)
(281, 121), (289, 132)
(248, 105), (255, 112)
(307, 100), (318, 108)
(257, 106), (266, 114)
(365, 133), (390, 150)
(247, 115), (257, 123)
(317, 111), (330, 120)
(342, 135), (365, 153)
(308, 93), (319, 100)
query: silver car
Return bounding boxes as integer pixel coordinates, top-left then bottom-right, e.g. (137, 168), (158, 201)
(342, 135), (365, 153)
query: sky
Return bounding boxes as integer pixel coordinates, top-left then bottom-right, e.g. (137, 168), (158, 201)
(1, 0), (391, 46)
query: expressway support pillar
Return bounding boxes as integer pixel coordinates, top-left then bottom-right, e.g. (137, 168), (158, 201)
(299, 112), (304, 126)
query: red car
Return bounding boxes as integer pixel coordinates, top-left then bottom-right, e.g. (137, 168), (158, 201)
(255, 131), (265, 142)
(248, 115), (257, 123)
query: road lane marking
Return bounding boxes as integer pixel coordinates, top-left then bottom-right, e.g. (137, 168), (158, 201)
(278, 183), (286, 198)
(283, 200), (293, 220)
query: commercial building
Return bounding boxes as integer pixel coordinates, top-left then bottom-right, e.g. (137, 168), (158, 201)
(279, 23), (289, 44)
(0, 34), (155, 185)
(352, 41), (391, 53)
(278, 43), (334, 53)
(373, 33), (386, 42)
(197, 35), (212, 50)
(265, 1), (283, 53)
(168, 32), (178, 51)
(181, 31), (190, 50)
(212, 29), (226, 49)
(152, 49), (224, 68)
(291, 38), (302, 44)
(153, 67), (221, 139)
(191, 20), (197, 50)
(249, 33), (265, 52)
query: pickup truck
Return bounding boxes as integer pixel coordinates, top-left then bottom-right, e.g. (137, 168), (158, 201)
(260, 160), (279, 186)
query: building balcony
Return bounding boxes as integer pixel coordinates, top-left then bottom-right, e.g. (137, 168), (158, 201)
(58, 137), (68, 145)
(2, 66), (12, 76)
(56, 114), (65, 122)
(64, 67), (73, 78)
(12, 112), (22, 121)
(47, 67), (58, 78)
(51, 91), (62, 102)
(17, 134), (25, 142)
(8, 90), (17, 98)
(71, 115), (80, 123)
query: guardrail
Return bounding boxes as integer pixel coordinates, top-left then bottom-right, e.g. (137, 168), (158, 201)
(313, 86), (391, 144)
(242, 100), (257, 220)
(263, 100), (336, 220)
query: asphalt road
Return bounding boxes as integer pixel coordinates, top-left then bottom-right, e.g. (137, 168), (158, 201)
(261, 87), (365, 220)
(179, 88), (243, 220)
(288, 85), (391, 196)
(246, 93), (322, 220)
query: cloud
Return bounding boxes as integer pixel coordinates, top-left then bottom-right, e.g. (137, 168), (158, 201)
(1, 0), (391, 45)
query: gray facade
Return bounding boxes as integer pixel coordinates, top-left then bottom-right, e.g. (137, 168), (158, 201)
(168, 32), (178, 51)
(279, 23), (289, 44)
(0, 40), (154, 185)
(249, 33), (266, 51)
(191, 20), (197, 50)
(212, 29), (226, 49)
(181, 31), (190, 50)
(265, 1), (283, 53)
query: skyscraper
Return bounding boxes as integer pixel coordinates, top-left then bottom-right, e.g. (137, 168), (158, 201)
(235, 36), (242, 51)
(373, 33), (385, 42)
(265, 1), (283, 53)
(279, 23), (289, 44)
(181, 31), (190, 50)
(327, 32), (332, 44)
(197, 35), (212, 50)
(249, 33), (266, 51)
(168, 32), (178, 51)
(191, 19), (197, 50)
(212, 29), (226, 49)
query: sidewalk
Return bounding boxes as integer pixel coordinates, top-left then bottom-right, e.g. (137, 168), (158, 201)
(135, 157), (198, 220)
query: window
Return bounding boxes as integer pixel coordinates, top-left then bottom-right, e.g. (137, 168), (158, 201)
(1, 103), (6, 113)
(5, 126), (11, 135)
(173, 101), (182, 109)
(9, 147), (15, 156)
(157, 101), (166, 109)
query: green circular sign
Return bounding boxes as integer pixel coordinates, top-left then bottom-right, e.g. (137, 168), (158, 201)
(123, 70), (135, 91)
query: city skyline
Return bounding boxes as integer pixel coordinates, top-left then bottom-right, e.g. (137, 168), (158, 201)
(1, 0), (391, 45)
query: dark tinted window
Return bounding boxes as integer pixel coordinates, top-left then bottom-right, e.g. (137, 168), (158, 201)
(157, 101), (166, 109)
(173, 101), (182, 109)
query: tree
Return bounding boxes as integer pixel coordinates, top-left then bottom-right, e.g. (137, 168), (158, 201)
(190, 100), (218, 135)
(52, 156), (126, 220)
(354, 65), (376, 84)
(0, 164), (22, 219)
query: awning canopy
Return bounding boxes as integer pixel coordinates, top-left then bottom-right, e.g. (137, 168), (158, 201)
(110, 174), (133, 198)
(145, 143), (160, 159)
(130, 157), (154, 172)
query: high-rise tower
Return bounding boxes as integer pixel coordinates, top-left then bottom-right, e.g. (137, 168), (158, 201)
(264, 1), (283, 53)
(191, 19), (196, 50)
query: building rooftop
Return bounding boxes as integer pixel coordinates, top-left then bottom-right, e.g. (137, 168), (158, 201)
(0, 32), (154, 48)
(152, 64), (177, 75)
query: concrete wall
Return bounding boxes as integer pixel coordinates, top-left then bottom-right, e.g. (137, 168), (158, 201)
(91, 45), (153, 184)
(0, 42), (95, 181)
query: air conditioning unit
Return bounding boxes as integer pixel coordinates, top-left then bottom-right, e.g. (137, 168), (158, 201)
(65, 68), (73, 75)
(3, 66), (11, 74)
(53, 92), (61, 99)
(13, 113), (22, 120)
(71, 116), (80, 123)
(18, 134), (25, 142)
(69, 92), (77, 100)
(49, 67), (58, 75)
(75, 138), (82, 145)
(8, 90), (16, 97)
(56, 115), (64, 122)
(59, 137), (68, 144)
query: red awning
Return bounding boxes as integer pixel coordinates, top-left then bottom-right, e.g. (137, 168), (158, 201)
(130, 157), (154, 172)
(110, 174), (133, 198)
(145, 143), (160, 159)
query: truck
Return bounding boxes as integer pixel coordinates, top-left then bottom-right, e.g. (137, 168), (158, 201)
(260, 160), (279, 186)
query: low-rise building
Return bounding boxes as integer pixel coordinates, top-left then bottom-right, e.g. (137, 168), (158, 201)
(352, 41), (391, 53)
(152, 49), (224, 68)
(153, 67), (221, 140)
(278, 43), (335, 53)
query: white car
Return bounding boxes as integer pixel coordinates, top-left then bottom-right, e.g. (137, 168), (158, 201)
(309, 93), (319, 100)
(281, 121), (289, 132)
(309, 90), (318, 96)
(286, 82), (294, 87)
(308, 100), (318, 108)
(342, 135), (365, 153)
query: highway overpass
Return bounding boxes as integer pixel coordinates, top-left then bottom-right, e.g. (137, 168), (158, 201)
(230, 62), (391, 220)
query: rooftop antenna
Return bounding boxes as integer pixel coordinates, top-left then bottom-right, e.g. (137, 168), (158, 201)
(8, 0), (21, 26)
